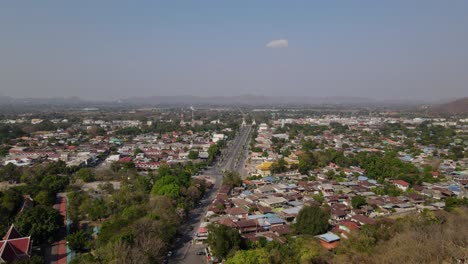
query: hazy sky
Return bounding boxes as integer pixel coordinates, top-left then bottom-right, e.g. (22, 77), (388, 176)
(1, 1), (467, 101)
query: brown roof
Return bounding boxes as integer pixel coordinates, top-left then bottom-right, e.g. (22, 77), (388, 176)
(231, 198), (251, 208)
(218, 217), (237, 228)
(257, 205), (272, 214)
(270, 225), (291, 236)
(351, 214), (376, 225)
(227, 207), (248, 216)
(332, 209), (347, 217)
(236, 219), (257, 228)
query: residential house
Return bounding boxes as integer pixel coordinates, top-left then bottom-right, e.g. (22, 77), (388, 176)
(391, 180), (410, 191)
(316, 232), (340, 250)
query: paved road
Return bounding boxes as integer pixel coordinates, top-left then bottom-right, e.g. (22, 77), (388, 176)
(222, 125), (252, 172)
(47, 193), (68, 264)
(168, 126), (252, 264)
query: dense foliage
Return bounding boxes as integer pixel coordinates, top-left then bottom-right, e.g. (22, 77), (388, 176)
(0, 189), (23, 232)
(0, 124), (26, 144)
(226, 236), (327, 264)
(15, 205), (64, 244)
(69, 162), (208, 263)
(294, 205), (330, 236)
(207, 224), (246, 259)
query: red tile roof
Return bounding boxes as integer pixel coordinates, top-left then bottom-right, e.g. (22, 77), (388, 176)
(340, 221), (360, 231)
(392, 179), (409, 187)
(2, 226), (22, 241)
(0, 226), (31, 263)
(118, 157), (133, 163)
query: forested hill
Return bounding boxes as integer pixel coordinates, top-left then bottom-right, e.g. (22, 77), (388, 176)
(430, 97), (468, 115)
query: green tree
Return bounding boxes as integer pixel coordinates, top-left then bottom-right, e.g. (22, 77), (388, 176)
(133, 148), (144, 156)
(0, 189), (23, 232)
(0, 145), (11, 157)
(15, 205), (64, 244)
(188, 150), (199, 160)
(34, 190), (55, 206)
(207, 224), (244, 258)
(75, 168), (95, 182)
(39, 175), (69, 194)
(226, 248), (269, 264)
(450, 146), (464, 160)
(80, 198), (108, 221)
(0, 163), (21, 182)
(270, 158), (288, 174)
(67, 230), (90, 252)
(223, 171), (242, 187)
(352, 195), (367, 209)
(298, 153), (317, 175)
(153, 183), (180, 200)
(294, 205), (329, 235)
(14, 255), (46, 264)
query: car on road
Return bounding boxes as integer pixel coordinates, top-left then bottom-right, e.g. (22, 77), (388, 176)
(196, 251), (206, 255)
(167, 251), (173, 257)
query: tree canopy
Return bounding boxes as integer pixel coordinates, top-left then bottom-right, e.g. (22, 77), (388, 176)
(67, 230), (90, 252)
(294, 205), (329, 236)
(75, 168), (96, 182)
(207, 224), (245, 259)
(351, 195), (367, 209)
(15, 205), (64, 244)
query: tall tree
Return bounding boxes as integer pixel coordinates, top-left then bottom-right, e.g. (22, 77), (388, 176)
(67, 230), (90, 252)
(75, 168), (95, 182)
(207, 224), (244, 258)
(351, 195), (367, 209)
(15, 205), (64, 244)
(294, 205), (329, 235)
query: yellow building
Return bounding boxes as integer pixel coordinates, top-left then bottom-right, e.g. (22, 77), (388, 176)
(256, 161), (273, 176)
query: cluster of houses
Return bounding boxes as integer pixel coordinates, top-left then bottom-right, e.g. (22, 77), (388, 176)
(195, 116), (467, 251)
(249, 118), (468, 189)
(196, 171), (463, 250)
(1, 117), (230, 172)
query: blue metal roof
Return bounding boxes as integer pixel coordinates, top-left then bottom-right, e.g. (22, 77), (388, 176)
(248, 214), (266, 220)
(242, 190), (252, 195)
(358, 175), (368, 181)
(282, 206), (302, 215)
(266, 217), (285, 225)
(264, 213), (278, 218)
(263, 176), (274, 182)
(317, 232), (340, 243)
(448, 185), (461, 192)
(288, 201), (303, 207)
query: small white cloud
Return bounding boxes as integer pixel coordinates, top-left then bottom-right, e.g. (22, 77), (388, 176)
(266, 39), (288, 48)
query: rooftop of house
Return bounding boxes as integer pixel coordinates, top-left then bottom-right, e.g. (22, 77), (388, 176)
(316, 232), (340, 243)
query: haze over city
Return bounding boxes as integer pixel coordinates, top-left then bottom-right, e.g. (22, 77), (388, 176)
(1, 1), (468, 101)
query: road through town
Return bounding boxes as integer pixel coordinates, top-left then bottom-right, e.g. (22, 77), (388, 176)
(168, 125), (252, 264)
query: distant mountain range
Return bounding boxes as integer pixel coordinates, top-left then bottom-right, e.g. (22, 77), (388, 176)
(429, 97), (468, 115)
(0, 96), (86, 105)
(118, 95), (435, 107)
(0, 95), (460, 108)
